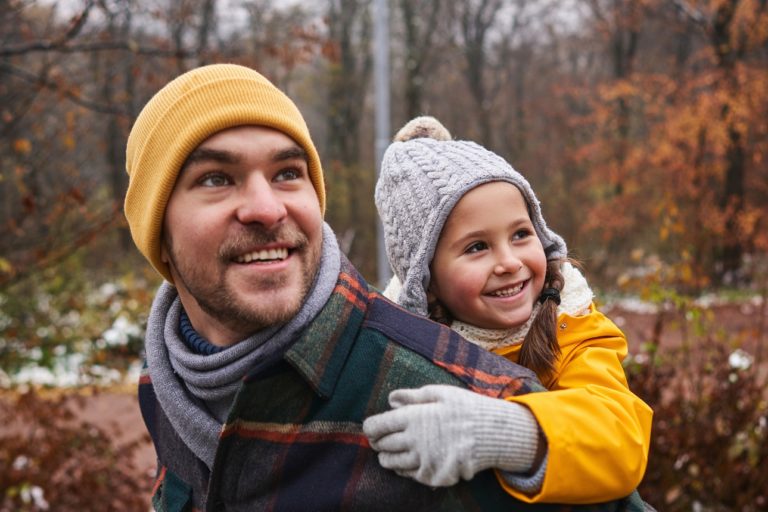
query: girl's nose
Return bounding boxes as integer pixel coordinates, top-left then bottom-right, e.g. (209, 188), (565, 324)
(493, 249), (523, 275)
(235, 175), (287, 228)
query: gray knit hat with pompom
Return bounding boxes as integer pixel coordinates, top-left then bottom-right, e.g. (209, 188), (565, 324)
(375, 116), (567, 315)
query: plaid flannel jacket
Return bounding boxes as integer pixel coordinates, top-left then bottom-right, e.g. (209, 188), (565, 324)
(139, 257), (645, 511)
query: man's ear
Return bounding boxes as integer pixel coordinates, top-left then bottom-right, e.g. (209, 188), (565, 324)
(160, 235), (170, 264)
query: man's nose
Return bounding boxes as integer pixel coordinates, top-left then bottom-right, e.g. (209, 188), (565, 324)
(235, 175), (287, 227)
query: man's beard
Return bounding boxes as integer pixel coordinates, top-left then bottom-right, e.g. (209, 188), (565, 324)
(166, 224), (321, 337)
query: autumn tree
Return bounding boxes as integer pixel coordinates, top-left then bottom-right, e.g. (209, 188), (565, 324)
(452, 0), (506, 145)
(393, 0), (450, 119)
(564, 0), (768, 287)
(321, 0), (378, 278)
(236, 0), (322, 87)
(0, 0), (199, 287)
(692, 0), (767, 281)
(0, 1), (123, 286)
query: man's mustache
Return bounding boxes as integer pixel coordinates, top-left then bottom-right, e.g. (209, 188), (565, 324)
(218, 225), (309, 261)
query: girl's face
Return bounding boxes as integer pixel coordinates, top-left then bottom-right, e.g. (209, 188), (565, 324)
(429, 182), (547, 329)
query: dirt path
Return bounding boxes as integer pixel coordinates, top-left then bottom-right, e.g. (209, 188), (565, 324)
(74, 389), (157, 481)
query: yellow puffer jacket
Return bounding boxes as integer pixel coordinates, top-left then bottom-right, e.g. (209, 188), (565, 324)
(496, 305), (653, 504)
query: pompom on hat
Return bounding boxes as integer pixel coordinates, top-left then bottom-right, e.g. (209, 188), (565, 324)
(375, 116), (567, 315)
(125, 63), (325, 282)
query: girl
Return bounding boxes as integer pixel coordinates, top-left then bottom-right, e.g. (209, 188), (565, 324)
(363, 117), (653, 504)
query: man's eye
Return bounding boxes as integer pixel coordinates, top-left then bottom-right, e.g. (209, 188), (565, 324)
(466, 241), (488, 254)
(199, 173), (231, 187)
(274, 167), (302, 182)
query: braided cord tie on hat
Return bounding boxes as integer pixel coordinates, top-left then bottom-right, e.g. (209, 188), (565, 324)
(538, 288), (561, 306)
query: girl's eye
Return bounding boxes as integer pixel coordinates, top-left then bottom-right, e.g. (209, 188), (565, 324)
(199, 173), (231, 187)
(466, 241), (488, 254)
(513, 228), (534, 241)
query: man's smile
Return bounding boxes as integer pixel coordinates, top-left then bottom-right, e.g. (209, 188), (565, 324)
(234, 247), (290, 264)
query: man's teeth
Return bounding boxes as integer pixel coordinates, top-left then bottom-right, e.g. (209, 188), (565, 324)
(490, 282), (524, 297)
(236, 248), (288, 263)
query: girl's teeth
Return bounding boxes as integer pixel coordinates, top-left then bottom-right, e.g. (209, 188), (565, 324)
(491, 283), (523, 297)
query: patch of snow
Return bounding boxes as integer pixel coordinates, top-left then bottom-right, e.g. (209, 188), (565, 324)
(98, 282), (119, 299)
(6, 352), (129, 388)
(12, 455), (29, 470)
(728, 349), (753, 371)
(608, 297), (659, 314)
(21, 485), (49, 510)
(124, 360), (144, 385)
(102, 315), (143, 347)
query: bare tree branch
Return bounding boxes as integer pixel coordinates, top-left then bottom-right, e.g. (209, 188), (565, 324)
(0, 204), (124, 291)
(670, 0), (708, 29)
(58, 0), (96, 43)
(0, 40), (189, 58)
(197, 0), (216, 64)
(1, 63), (131, 117)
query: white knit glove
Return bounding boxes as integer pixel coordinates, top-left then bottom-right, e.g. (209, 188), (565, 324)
(363, 384), (541, 487)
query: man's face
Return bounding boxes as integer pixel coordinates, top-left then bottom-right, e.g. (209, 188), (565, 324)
(161, 125), (323, 346)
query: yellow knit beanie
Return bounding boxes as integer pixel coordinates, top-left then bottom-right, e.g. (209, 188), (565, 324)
(125, 63), (326, 282)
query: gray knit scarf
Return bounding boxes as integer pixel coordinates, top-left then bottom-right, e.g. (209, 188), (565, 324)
(144, 223), (341, 468)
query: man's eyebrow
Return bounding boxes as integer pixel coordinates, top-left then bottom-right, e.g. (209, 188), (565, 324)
(182, 147), (241, 170)
(273, 146), (307, 162)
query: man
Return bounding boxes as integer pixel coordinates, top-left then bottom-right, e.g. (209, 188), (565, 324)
(125, 63), (637, 511)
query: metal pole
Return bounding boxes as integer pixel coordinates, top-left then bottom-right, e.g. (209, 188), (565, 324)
(373, 0), (392, 287)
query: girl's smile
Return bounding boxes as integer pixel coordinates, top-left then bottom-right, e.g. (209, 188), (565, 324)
(485, 279), (529, 298)
(429, 182), (547, 330)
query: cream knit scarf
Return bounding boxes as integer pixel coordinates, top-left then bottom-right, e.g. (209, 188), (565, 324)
(384, 262), (593, 351)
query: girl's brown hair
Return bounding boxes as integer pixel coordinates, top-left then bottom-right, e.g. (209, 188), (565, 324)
(518, 259), (564, 380)
(427, 258), (565, 381)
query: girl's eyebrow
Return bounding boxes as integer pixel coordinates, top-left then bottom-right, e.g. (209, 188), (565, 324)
(449, 217), (534, 250)
(450, 229), (487, 251)
(458, 229), (485, 241)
